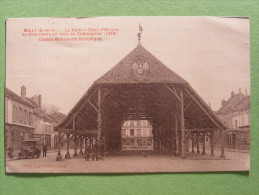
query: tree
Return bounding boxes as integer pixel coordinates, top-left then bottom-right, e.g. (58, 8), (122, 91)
(42, 104), (66, 125)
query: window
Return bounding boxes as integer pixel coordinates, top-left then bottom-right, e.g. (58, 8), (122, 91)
(235, 120), (238, 129)
(137, 139), (142, 146)
(130, 129), (134, 136)
(130, 120), (134, 126)
(137, 129), (141, 136)
(121, 129), (126, 137)
(25, 110), (28, 125)
(29, 112), (33, 125)
(147, 139), (152, 146)
(137, 120), (141, 126)
(12, 105), (16, 122)
(19, 108), (22, 123)
(129, 139), (134, 145)
(24, 110), (26, 124)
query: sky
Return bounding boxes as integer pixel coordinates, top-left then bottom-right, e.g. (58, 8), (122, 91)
(6, 17), (250, 114)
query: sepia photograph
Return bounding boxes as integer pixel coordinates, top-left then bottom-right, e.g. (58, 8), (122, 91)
(5, 16), (250, 173)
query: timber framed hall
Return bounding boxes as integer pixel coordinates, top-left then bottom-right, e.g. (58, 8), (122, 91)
(56, 32), (227, 160)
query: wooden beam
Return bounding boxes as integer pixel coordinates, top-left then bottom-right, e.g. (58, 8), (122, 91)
(210, 131), (214, 156)
(59, 128), (97, 135)
(184, 99), (193, 112)
(185, 88), (220, 128)
(102, 87), (114, 102)
(175, 113), (179, 156)
(164, 84), (180, 101)
(88, 99), (98, 112)
(62, 89), (97, 128)
(180, 89), (185, 158)
(185, 128), (218, 132)
(97, 89), (102, 140)
(73, 117), (75, 131)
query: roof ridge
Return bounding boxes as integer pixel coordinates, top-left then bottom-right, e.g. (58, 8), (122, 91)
(94, 44), (188, 84)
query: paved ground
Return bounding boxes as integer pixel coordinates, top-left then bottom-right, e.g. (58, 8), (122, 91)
(6, 149), (250, 173)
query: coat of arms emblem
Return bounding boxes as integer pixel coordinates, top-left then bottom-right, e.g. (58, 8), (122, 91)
(132, 57), (149, 77)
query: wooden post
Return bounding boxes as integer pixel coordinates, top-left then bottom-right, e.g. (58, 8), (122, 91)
(97, 89), (102, 151)
(220, 130), (225, 159)
(196, 133), (200, 153)
(79, 136), (83, 155)
(74, 135), (78, 157)
(175, 114), (179, 156)
(185, 136), (189, 152)
(84, 136), (87, 154)
(202, 132), (206, 155)
(155, 122), (158, 151)
(210, 131), (214, 156)
(56, 130), (62, 161)
(73, 117), (78, 157)
(180, 89), (185, 158)
(191, 133), (194, 153)
(159, 125), (162, 152)
(65, 133), (70, 159)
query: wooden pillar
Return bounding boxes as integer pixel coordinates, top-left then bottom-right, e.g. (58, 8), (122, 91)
(97, 89), (102, 153)
(175, 114), (179, 156)
(72, 117), (78, 157)
(84, 136), (87, 154)
(65, 133), (70, 159)
(155, 122), (158, 151)
(79, 136), (83, 155)
(210, 131), (214, 156)
(56, 130), (62, 161)
(202, 132), (206, 155)
(191, 133), (194, 153)
(185, 136), (189, 152)
(180, 89), (185, 158)
(196, 133), (200, 153)
(159, 125), (162, 152)
(220, 130), (225, 159)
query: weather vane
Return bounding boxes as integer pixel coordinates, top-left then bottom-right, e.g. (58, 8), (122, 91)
(137, 24), (143, 44)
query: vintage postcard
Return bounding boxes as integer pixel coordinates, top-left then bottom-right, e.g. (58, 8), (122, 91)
(5, 17), (250, 173)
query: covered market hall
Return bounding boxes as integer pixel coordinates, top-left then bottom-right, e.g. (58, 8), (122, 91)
(56, 37), (227, 161)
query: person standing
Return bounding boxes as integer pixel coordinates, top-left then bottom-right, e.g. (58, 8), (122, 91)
(42, 144), (47, 157)
(92, 138), (98, 161)
(85, 138), (91, 161)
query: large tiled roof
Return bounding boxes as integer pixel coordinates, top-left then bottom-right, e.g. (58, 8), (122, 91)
(59, 44), (226, 130)
(233, 95), (250, 112)
(217, 93), (250, 115)
(94, 44), (188, 84)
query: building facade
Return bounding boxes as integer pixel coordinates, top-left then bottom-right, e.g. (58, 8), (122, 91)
(5, 88), (35, 149)
(217, 89), (250, 150)
(121, 120), (153, 150)
(5, 86), (55, 150)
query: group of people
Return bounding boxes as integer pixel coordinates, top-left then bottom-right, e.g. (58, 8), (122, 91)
(85, 137), (105, 161)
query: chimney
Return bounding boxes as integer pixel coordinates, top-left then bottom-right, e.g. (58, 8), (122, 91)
(231, 91), (235, 98)
(222, 99), (226, 106)
(21, 85), (26, 100)
(32, 94), (42, 108)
